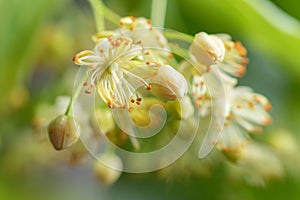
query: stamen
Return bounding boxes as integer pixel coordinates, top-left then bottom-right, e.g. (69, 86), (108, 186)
(108, 102), (114, 109)
(224, 120), (231, 126)
(167, 53), (174, 59)
(197, 95), (204, 100)
(235, 41), (247, 56)
(73, 50), (92, 65)
(85, 89), (91, 94)
(263, 117), (272, 125)
(121, 69), (151, 89)
(265, 103), (272, 111)
(248, 101), (255, 109)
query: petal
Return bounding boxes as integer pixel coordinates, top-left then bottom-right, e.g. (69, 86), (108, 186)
(217, 121), (250, 152)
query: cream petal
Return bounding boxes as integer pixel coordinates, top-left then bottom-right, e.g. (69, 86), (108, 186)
(217, 121), (249, 151)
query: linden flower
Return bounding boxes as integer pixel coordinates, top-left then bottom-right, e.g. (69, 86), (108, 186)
(189, 32), (225, 66)
(225, 86), (272, 132)
(150, 65), (188, 101)
(73, 36), (153, 109)
(217, 86), (272, 151)
(216, 34), (249, 78)
(119, 16), (168, 49)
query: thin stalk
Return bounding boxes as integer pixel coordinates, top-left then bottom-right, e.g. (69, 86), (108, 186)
(151, 0), (168, 27)
(65, 74), (87, 116)
(88, 0), (105, 32)
(88, 0), (121, 30)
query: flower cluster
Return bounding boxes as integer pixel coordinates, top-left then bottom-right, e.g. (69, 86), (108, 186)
(72, 15), (273, 160)
(73, 25), (187, 109)
(41, 15), (274, 186)
(188, 32), (272, 154)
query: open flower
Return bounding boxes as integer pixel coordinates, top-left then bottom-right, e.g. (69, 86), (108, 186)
(119, 16), (168, 49)
(217, 86), (272, 152)
(216, 34), (249, 78)
(74, 36), (153, 109)
(226, 86), (272, 133)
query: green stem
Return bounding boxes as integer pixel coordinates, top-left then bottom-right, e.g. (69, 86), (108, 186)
(88, 0), (121, 31)
(102, 3), (121, 26)
(151, 0), (168, 27)
(65, 74), (87, 116)
(88, 0), (105, 32)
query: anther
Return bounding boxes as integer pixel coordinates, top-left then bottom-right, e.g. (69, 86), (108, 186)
(83, 81), (89, 86)
(167, 53), (174, 59)
(265, 103), (272, 112)
(108, 102), (114, 109)
(146, 84), (152, 90)
(197, 95), (204, 100)
(248, 101), (255, 109)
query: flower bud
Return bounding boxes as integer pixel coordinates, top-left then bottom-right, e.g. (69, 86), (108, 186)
(150, 65), (188, 101)
(47, 115), (79, 151)
(190, 32), (225, 66)
(94, 153), (123, 186)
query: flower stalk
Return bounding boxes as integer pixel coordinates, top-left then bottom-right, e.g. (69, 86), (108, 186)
(151, 0), (168, 27)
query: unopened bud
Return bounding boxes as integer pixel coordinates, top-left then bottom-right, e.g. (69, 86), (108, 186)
(94, 153), (123, 186)
(190, 32), (225, 66)
(151, 65), (188, 101)
(47, 115), (79, 150)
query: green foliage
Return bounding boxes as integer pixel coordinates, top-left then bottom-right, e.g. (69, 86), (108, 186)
(1, 0), (300, 199)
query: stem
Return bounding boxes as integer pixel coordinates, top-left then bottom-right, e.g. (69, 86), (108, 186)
(65, 73), (87, 116)
(102, 3), (121, 25)
(88, 0), (121, 30)
(88, 0), (105, 32)
(151, 0), (168, 27)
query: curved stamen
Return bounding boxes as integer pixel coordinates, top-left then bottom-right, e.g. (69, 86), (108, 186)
(120, 68), (151, 89)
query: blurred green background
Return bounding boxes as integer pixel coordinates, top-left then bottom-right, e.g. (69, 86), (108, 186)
(1, 0), (300, 199)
